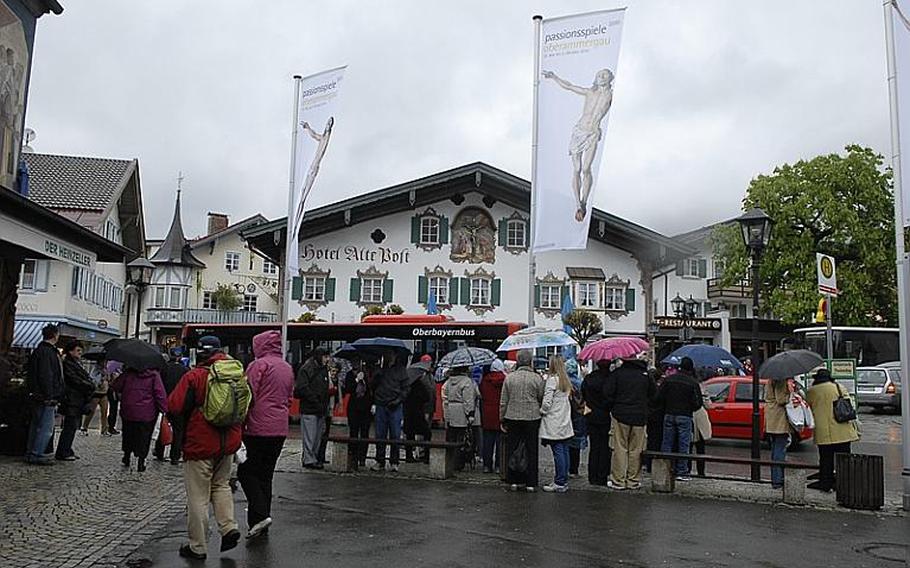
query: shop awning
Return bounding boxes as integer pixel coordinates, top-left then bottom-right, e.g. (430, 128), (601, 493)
(12, 319), (59, 349)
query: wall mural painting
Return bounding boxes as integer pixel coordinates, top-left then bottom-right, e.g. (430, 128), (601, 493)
(0, 2), (25, 191)
(450, 207), (496, 264)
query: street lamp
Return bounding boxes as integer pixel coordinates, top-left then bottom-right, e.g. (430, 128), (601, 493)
(126, 256), (154, 339)
(736, 207), (773, 481)
(672, 293), (699, 343)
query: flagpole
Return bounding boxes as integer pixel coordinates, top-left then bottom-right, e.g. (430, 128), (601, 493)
(281, 75), (303, 360)
(528, 14), (542, 328)
(883, 0), (910, 511)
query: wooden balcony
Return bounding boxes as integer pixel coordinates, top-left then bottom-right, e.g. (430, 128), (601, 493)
(707, 277), (752, 300)
(146, 308), (278, 326)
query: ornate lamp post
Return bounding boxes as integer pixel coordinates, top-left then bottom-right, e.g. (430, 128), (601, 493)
(671, 293), (699, 343)
(736, 207), (773, 481)
(126, 256), (155, 339)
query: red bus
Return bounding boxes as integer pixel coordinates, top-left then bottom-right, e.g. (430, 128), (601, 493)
(180, 314), (525, 422)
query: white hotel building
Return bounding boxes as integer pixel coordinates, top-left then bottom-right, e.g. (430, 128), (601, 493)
(244, 163), (694, 337)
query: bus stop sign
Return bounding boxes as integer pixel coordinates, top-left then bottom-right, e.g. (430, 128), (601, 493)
(817, 253), (838, 296)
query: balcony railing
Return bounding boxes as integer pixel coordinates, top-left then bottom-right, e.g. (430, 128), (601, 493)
(707, 277), (753, 300)
(146, 308), (278, 326)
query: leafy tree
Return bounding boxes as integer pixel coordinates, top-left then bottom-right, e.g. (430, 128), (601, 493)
(386, 304), (405, 315)
(361, 305), (385, 320)
(563, 309), (602, 347)
(211, 284), (242, 310)
(713, 145), (896, 325)
(295, 312), (318, 323)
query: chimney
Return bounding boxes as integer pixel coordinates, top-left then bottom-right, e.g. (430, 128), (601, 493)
(207, 212), (229, 235)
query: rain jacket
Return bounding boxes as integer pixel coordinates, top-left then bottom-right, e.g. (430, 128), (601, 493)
(581, 365), (611, 425)
(26, 341), (64, 402)
(60, 355), (97, 416)
(655, 370), (702, 417)
(244, 330), (294, 438)
(539, 375), (574, 441)
(479, 370), (506, 431)
(161, 361), (188, 395)
(807, 379), (860, 446)
(443, 373), (477, 428)
(603, 359), (656, 427)
(373, 364), (410, 408)
(168, 352), (242, 461)
(500, 366), (546, 422)
(294, 356), (329, 416)
(115, 368), (167, 423)
(764, 379), (790, 435)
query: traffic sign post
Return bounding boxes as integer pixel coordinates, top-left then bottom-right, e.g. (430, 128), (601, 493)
(817, 253), (838, 360)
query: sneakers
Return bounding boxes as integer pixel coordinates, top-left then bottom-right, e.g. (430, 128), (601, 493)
(137, 458), (146, 473)
(179, 544), (206, 560)
(607, 481), (627, 491)
(509, 484), (521, 492)
(220, 529), (241, 552)
(676, 476), (691, 482)
(525, 486), (536, 493)
(247, 517), (272, 540)
(542, 483), (568, 493)
(370, 463), (385, 472)
(55, 455), (77, 462)
(626, 483), (642, 490)
(389, 464), (399, 472)
(79, 428), (89, 436)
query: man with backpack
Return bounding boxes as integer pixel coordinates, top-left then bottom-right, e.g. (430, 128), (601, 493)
(168, 336), (251, 560)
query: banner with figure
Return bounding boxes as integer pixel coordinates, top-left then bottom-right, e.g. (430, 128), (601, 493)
(287, 66), (346, 274)
(533, 9), (625, 253)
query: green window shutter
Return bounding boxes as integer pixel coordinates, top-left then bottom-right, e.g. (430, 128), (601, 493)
(418, 276), (428, 303)
(410, 215), (420, 244)
(491, 279), (502, 306)
(675, 260), (685, 276)
(498, 218), (508, 246)
(440, 217), (450, 244)
(524, 221), (531, 248)
(534, 284), (541, 308)
(448, 277), (459, 305)
(325, 278), (336, 302)
(382, 279), (394, 303)
(291, 276), (303, 300)
(626, 287), (636, 312)
(459, 277), (471, 305)
(349, 278), (361, 302)
(698, 259), (707, 278)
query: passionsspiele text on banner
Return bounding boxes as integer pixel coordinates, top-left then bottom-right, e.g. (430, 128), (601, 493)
(894, 1), (910, 225)
(288, 66), (346, 274)
(533, 9), (625, 253)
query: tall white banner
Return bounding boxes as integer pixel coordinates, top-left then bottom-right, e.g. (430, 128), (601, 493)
(893, 1), (910, 225)
(533, 9), (625, 253)
(287, 66), (346, 274)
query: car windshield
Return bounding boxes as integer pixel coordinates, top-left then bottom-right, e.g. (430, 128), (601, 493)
(857, 369), (888, 386)
(704, 382), (729, 402)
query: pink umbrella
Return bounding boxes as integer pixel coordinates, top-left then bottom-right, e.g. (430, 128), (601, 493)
(578, 337), (649, 362)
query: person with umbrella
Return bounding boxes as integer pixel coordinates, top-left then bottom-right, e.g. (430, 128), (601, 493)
(110, 348), (168, 472)
(480, 358), (507, 474)
(500, 349), (546, 492)
(655, 357), (703, 481)
(342, 357), (374, 468)
(604, 354), (656, 490)
(764, 375), (791, 489)
(154, 348), (188, 464)
(404, 355), (435, 463)
(371, 352), (410, 472)
(56, 340), (97, 461)
(294, 348), (331, 470)
(582, 359), (613, 486)
(442, 363), (478, 471)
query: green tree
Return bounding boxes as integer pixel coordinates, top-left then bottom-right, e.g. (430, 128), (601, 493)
(295, 312), (318, 323)
(386, 304), (405, 315)
(563, 309), (603, 347)
(713, 145), (896, 326)
(211, 284), (242, 310)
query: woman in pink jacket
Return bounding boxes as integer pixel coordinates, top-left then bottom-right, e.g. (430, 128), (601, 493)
(237, 330), (294, 540)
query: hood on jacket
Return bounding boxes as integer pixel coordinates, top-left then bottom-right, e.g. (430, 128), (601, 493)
(253, 330), (283, 359)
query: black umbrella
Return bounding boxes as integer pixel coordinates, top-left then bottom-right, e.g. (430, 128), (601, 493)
(758, 349), (824, 381)
(350, 337), (411, 359)
(103, 338), (166, 372)
(83, 346), (106, 361)
(333, 344), (378, 363)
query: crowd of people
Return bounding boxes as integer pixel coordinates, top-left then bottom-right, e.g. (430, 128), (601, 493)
(20, 324), (863, 558)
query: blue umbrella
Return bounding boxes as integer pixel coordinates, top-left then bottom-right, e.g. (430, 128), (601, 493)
(427, 292), (438, 315)
(661, 344), (744, 373)
(561, 292), (576, 359)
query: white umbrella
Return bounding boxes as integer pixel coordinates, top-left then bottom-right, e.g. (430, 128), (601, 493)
(496, 327), (578, 352)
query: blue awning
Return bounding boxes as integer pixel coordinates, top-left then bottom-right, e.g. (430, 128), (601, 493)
(13, 319), (59, 349)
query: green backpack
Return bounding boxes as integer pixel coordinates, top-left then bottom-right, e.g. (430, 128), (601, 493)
(202, 359), (252, 427)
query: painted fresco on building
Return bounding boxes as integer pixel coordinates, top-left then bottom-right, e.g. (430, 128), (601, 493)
(0, 2), (26, 190)
(450, 207), (496, 264)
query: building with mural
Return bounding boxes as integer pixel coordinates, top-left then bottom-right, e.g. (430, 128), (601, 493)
(244, 162), (692, 336)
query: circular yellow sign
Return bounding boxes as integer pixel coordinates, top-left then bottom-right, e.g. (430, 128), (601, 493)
(820, 256), (834, 278)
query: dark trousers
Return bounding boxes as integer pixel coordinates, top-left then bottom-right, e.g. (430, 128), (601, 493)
(818, 441), (851, 489)
(587, 421), (612, 486)
(690, 439), (706, 476)
(122, 420), (155, 460)
(317, 415), (332, 464)
(404, 410), (431, 460)
(481, 429), (500, 471)
(348, 413), (371, 465)
(55, 414), (80, 459)
(504, 419), (540, 487)
(154, 418), (183, 463)
(569, 447), (580, 475)
(107, 392), (119, 432)
(446, 426), (468, 471)
(644, 413), (664, 472)
(237, 435), (286, 528)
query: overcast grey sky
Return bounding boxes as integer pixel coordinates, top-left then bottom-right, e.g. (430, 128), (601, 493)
(24, 0), (890, 239)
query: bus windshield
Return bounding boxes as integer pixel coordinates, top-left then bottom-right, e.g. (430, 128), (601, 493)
(793, 327), (899, 367)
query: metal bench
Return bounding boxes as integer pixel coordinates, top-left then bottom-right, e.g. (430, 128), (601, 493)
(326, 435), (462, 479)
(641, 450), (820, 505)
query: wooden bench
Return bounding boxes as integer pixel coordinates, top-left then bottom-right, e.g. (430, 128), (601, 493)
(641, 451), (820, 505)
(326, 435), (462, 480)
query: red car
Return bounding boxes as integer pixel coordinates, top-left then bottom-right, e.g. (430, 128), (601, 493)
(701, 376), (814, 446)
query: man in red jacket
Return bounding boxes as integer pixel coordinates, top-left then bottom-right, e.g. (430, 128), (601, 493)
(168, 336), (241, 560)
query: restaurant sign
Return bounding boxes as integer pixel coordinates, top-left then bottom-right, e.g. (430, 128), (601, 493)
(1, 211), (97, 269)
(652, 316), (721, 331)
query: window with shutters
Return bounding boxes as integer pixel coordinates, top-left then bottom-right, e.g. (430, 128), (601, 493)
(470, 278), (491, 306)
(420, 217), (439, 245)
(361, 278), (384, 303)
(305, 276), (326, 302)
(462, 267), (498, 315)
(429, 276), (449, 305)
(574, 281), (600, 309)
(225, 251), (241, 272)
(19, 259), (36, 291)
(604, 286), (626, 311)
(506, 219), (526, 248)
(687, 258), (699, 277)
(540, 285), (561, 309)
